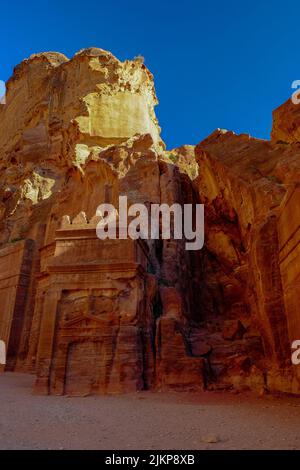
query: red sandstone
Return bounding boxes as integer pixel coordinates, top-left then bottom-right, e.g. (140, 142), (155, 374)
(0, 48), (299, 396)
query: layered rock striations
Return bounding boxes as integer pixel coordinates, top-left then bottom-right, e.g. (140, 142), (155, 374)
(0, 48), (299, 395)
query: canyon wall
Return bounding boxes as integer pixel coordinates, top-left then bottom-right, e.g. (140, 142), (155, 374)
(0, 48), (299, 395)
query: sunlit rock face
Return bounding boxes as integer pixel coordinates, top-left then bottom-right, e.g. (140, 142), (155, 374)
(271, 96), (300, 144)
(0, 48), (299, 395)
(0, 48), (200, 394)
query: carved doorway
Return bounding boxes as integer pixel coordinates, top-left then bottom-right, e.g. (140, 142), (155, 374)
(65, 340), (102, 396)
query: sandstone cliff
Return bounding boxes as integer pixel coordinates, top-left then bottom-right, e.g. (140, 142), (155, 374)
(0, 48), (299, 395)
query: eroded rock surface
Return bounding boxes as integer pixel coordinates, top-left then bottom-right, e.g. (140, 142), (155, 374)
(0, 48), (299, 395)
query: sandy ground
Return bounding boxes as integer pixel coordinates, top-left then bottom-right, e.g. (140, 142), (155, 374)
(0, 373), (300, 450)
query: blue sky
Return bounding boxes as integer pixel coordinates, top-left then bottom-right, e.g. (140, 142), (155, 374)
(1, 0), (299, 148)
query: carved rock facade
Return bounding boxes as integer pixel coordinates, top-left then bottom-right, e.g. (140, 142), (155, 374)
(0, 48), (299, 395)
